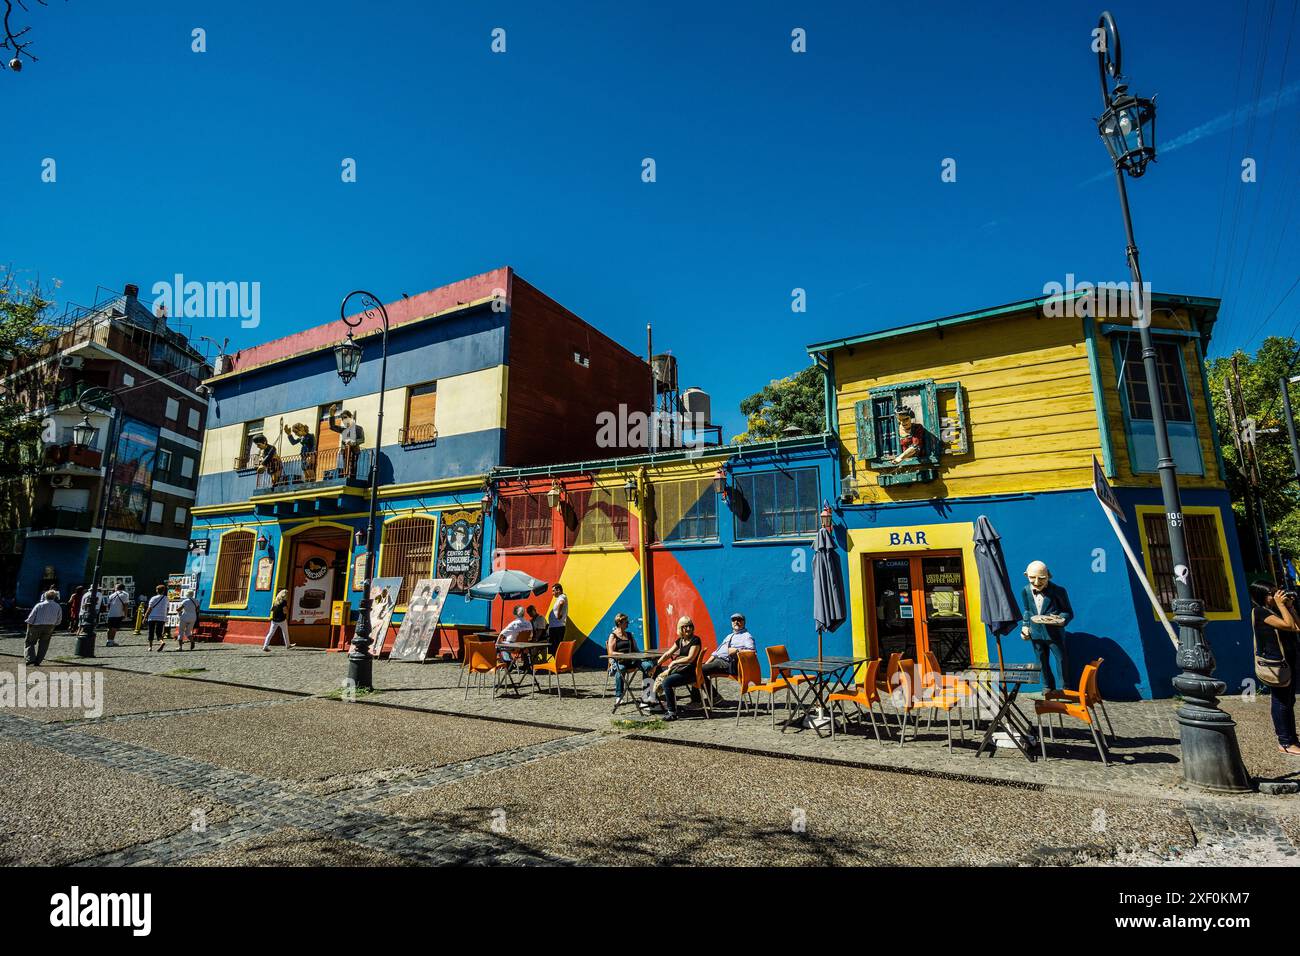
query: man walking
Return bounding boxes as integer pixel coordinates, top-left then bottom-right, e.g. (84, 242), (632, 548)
(702, 612), (756, 704)
(1019, 560), (1074, 692)
(24, 589), (62, 666)
(105, 583), (130, 647)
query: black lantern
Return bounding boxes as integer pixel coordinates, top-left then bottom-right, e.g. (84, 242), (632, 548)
(480, 483), (495, 513)
(71, 415), (96, 448)
(622, 476), (639, 505)
(712, 466), (728, 497)
(1099, 85), (1156, 177)
(334, 332), (364, 384)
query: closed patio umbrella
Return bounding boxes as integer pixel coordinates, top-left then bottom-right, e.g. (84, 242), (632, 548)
(972, 515), (1021, 671)
(812, 524), (847, 661)
(468, 569), (549, 630)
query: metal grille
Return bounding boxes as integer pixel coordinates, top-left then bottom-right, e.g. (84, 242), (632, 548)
(212, 531), (255, 606)
(1141, 513), (1233, 613)
(379, 517), (436, 606)
(567, 487), (630, 547)
(499, 493), (552, 550)
(653, 479), (717, 542)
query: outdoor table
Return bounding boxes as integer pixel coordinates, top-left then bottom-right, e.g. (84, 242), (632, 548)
(602, 651), (661, 714)
(775, 656), (868, 739)
(495, 641), (549, 695)
(965, 662), (1042, 761)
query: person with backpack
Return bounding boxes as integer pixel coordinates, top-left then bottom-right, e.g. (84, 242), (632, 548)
(145, 584), (168, 651)
(105, 584), (131, 647)
(1250, 581), (1300, 756)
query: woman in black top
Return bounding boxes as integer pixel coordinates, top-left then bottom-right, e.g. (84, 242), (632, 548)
(262, 589), (293, 652)
(654, 616), (702, 720)
(1250, 581), (1300, 755)
(607, 613), (652, 703)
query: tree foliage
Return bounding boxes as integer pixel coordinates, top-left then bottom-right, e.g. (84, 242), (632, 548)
(0, 273), (58, 529)
(733, 365), (825, 444)
(1206, 336), (1300, 567)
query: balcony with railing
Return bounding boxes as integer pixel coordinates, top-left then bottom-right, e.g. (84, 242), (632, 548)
(31, 506), (93, 533)
(43, 442), (103, 470)
(251, 447), (373, 495)
(398, 423), (438, 446)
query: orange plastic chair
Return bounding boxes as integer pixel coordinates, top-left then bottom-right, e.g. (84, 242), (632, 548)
(734, 650), (794, 728)
(894, 661), (963, 753)
(766, 645), (809, 688)
(463, 640), (505, 699)
(827, 659), (889, 742)
(921, 649), (976, 734)
(533, 640), (578, 699)
(1033, 662), (1109, 765)
(1045, 657), (1115, 743)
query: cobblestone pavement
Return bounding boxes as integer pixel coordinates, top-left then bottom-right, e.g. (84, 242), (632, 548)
(2, 632), (1298, 865)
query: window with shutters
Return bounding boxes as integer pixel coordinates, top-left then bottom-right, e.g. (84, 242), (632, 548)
(401, 381), (438, 445)
(1111, 335), (1203, 476)
(654, 479), (718, 543)
(1138, 509), (1237, 617)
(212, 530), (256, 607)
(733, 468), (819, 540)
(566, 487), (630, 547)
(378, 517), (436, 606)
(498, 493), (553, 550)
(852, 379), (967, 486)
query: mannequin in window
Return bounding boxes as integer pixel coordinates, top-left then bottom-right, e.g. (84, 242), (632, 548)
(329, 405), (365, 478)
(890, 406), (925, 466)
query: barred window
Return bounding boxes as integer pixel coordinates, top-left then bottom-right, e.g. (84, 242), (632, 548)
(734, 467), (819, 540)
(379, 517), (436, 606)
(498, 493), (552, 550)
(654, 479), (718, 543)
(567, 486), (630, 547)
(1141, 512), (1233, 613)
(212, 531), (256, 606)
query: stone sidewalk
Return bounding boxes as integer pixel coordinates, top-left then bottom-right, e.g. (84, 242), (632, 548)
(4, 630), (1296, 811)
(2, 635), (1298, 866)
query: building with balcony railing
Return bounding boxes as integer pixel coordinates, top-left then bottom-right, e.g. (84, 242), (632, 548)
(0, 283), (212, 603)
(187, 267), (653, 652)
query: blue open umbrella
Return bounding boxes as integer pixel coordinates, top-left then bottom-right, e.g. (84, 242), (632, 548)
(468, 569), (549, 630)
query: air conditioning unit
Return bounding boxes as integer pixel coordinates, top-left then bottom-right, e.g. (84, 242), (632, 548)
(49, 474), (74, 489)
(59, 355), (84, 370)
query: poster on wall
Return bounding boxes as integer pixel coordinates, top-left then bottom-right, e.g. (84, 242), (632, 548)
(436, 509), (483, 593)
(365, 576), (403, 656)
(255, 556), (274, 591)
(389, 578), (453, 663)
(291, 551), (335, 625)
(106, 418), (160, 532)
(352, 552), (368, 591)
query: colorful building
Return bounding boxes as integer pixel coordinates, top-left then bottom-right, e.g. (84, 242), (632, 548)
(488, 435), (843, 668)
(807, 290), (1251, 700)
(187, 268), (651, 650)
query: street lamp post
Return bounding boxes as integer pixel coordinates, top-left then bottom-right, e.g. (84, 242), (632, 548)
(71, 387), (123, 658)
(335, 290), (390, 692)
(1094, 11), (1249, 792)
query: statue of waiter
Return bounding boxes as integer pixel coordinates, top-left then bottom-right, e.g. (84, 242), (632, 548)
(328, 404), (365, 479)
(1019, 560), (1073, 691)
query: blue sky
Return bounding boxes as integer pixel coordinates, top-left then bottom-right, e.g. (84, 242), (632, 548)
(6, 0), (1298, 437)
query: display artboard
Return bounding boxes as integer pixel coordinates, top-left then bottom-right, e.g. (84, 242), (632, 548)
(389, 578), (453, 662)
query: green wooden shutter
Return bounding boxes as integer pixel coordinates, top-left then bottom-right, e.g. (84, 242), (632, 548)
(935, 382), (969, 456)
(854, 399), (877, 460)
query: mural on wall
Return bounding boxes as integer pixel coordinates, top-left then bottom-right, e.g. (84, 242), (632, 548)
(366, 576), (403, 656)
(106, 418), (159, 531)
(437, 509), (483, 593)
(290, 543), (339, 625)
(389, 578), (453, 662)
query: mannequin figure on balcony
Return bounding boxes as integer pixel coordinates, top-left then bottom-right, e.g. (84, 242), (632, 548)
(284, 422), (316, 482)
(328, 404), (365, 479)
(889, 405), (925, 467)
(251, 434), (282, 486)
